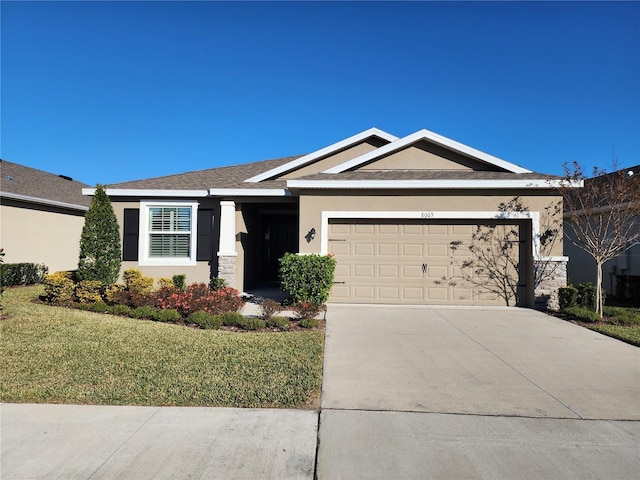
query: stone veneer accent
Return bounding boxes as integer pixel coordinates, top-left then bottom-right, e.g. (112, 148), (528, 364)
(534, 259), (568, 311)
(218, 255), (237, 289)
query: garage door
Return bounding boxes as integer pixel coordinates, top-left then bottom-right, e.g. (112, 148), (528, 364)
(328, 219), (525, 306)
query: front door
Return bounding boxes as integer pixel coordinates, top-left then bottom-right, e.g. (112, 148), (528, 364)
(261, 214), (298, 283)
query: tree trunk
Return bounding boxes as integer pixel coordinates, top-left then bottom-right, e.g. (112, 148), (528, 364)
(596, 260), (604, 318)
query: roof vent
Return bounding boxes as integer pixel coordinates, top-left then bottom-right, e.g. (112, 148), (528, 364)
(7, 175), (14, 181)
(58, 174), (73, 181)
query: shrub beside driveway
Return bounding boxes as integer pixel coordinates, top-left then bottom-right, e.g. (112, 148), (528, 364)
(0, 286), (324, 408)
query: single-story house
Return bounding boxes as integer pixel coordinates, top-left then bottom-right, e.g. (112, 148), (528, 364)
(564, 164), (640, 297)
(1, 160), (91, 272)
(90, 128), (569, 307)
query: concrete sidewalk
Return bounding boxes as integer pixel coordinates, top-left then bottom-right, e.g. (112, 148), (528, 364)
(1, 404), (318, 480)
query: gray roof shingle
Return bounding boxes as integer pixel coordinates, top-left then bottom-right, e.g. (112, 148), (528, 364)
(108, 155), (302, 190)
(0, 160), (91, 209)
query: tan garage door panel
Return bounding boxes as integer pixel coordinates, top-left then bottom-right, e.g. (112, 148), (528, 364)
(328, 220), (523, 306)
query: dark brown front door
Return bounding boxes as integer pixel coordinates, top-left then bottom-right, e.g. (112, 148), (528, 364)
(261, 214), (298, 283)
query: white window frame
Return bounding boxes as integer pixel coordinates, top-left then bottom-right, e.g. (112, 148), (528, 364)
(139, 200), (199, 266)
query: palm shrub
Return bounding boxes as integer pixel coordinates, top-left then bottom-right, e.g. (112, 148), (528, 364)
(77, 184), (121, 286)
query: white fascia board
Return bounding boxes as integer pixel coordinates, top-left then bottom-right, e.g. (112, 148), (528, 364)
(83, 188), (208, 197)
(208, 188), (291, 197)
(324, 128), (532, 174)
(287, 179), (573, 189)
(0, 191), (89, 211)
(244, 127), (399, 183)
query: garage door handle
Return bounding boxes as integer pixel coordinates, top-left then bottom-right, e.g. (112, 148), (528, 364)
(422, 263), (428, 273)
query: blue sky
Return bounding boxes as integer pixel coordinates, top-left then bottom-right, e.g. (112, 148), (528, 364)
(2, 1), (638, 186)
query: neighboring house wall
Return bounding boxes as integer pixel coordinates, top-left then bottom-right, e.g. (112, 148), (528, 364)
(1, 160), (91, 274)
(0, 200), (86, 272)
(565, 218), (640, 296)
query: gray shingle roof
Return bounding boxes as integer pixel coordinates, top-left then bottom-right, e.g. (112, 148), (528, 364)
(108, 155), (302, 190)
(0, 160), (91, 209)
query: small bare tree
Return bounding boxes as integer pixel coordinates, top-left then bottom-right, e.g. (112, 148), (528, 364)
(559, 161), (640, 317)
(435, 197), (562, 306)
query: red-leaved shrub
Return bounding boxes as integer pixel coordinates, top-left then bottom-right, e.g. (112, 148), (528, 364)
(153, 283), (243, 316)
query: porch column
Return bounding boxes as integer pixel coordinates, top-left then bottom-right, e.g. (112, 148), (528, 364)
(534, 256), (568, 311)
(217, 200), (237, 288)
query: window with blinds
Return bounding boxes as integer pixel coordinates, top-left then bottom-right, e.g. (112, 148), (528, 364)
(148, 207), (192, 257)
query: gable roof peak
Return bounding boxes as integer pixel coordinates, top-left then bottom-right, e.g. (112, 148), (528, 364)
(244, 127), (398, 183)
(323, 128), (533, 175)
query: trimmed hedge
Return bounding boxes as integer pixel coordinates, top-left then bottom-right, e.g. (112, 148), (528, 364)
(279, 253), (336, 305)
(1, 263), (48, 287)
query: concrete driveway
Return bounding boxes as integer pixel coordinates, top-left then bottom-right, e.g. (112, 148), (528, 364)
(317, 304), (640, 479)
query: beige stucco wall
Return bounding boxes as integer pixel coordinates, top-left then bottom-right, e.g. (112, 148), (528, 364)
(281, 139), (384, 179)
(360, 140), (495, 171)
(0, 202), (86, 273)
(298, 191), (564, 257)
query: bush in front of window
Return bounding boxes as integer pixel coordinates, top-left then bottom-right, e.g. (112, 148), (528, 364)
(172, 274), (186, 292)
(105, 269), (155, 308)
(152, 283), (244, 317)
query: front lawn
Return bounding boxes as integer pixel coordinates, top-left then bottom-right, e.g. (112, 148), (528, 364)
(559, 305), (640, 347)
(0, 286), (324, 408)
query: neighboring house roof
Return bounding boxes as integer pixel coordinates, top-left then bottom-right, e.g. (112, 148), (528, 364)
(0, 159), (91, 210)
(96, 127), (564, 198)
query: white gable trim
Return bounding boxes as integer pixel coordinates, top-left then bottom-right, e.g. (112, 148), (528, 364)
(287, 179), (572, 190)
(323, 129), (532, 174)
(208, 188), (290, 197)
(244, 127), (399, 183)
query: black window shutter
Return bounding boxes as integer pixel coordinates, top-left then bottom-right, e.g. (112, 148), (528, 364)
(122, 209), (139, 261)
(196, 209), (214, 261)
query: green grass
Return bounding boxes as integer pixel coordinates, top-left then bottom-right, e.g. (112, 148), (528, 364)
(0, 286), (324, 408)
(589, 325), (640, 347)
(561, 304), (640, 347)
